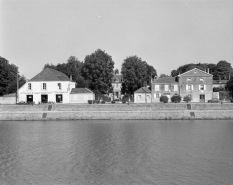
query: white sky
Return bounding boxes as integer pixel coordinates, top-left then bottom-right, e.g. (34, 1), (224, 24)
(1, 0), (232, 79)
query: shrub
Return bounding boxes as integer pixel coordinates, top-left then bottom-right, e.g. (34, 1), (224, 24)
(230, 98), (233, 103)
(101, 101), (105, 104)
(95, 100), (100, 104)
(88, 100), (93, 104)
(219, 91), (231, 100)
(122, 94), (133, 102)
(183, 95), (191, 103)
(171, 95), (181, 103)
(111, 101), (115, 104)
(160, 95), (168, 103)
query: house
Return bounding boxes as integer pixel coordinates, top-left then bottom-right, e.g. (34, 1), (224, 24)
(178, 68), (213, 102)
(18, 68), (76, 104)
(70, 88), (94, 103)
(112, 74), (123, 99)
(134, 87), (151, 103)
(151, 77), (179, 102)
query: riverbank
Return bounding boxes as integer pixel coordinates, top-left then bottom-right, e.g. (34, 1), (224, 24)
(0, 103), (233, 120)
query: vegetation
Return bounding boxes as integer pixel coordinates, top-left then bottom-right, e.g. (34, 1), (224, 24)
(225, 76), (233, 98)
(0, 56), (26, 96)
(183, 95), (191, 103)
(121, 56), (157, 95)
(171, 95), (181, 103)
(160, 95), (168, 103)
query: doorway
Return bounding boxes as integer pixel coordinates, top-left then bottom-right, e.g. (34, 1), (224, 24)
(41, 95), (48, 103)
(26, 95), (33, 103)
(200, 94), (205, 102)
(56, 94), (63, 103)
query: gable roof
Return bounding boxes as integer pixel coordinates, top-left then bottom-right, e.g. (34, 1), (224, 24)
(29, 68), (71, 82)
(134, 87), (151, 93)
(70, 88), (93, 94)
(178, 68), (213, 77)
(153, 77), (178, 84)
(112, 74), (123, 83)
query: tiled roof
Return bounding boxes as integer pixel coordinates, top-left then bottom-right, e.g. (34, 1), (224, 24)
(29, 68), (71, 82)
(134, 87), (151, 93)
(112, 74), (123, 82)
(70, 88), (93, 94)
(153, 77), (177, 84)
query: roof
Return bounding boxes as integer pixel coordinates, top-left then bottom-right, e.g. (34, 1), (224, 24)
(3, 93), (16, 97)
(153, 77), (177, 84)
(213, 80), (228, 84)
(134, 87), (151, 93)
(29, 68), (71, 82)
(70, 88), (93, 94)
(112, 74), (123, 83)
(178, 68), (213, 77)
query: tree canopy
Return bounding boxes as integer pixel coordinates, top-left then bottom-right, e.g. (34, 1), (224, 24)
(81, 49), (114, 94)
(121, 56), (157, 94)
(0, 56), (26, 96)
(170, 61), (233, 80)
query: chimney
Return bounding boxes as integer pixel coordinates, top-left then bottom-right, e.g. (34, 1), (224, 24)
(70, 75), (72, 81)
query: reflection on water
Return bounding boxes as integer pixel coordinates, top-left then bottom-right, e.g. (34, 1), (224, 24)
(0, 120), (233, 185)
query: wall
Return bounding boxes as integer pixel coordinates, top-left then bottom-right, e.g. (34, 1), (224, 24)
(18, 81), (75, 104)
(70, 93), (94, 103)
(134, 93), (151, 103)
(0, 97), (16, 104)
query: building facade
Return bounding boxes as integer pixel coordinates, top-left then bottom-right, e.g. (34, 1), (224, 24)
(18, 68), (76, 104)
(112, 74), (122, 99)
(151, 77), (179, 102)
(134, 87), (151, 103)
(178, 68), (213, 102)
(70, 88), (94, 103)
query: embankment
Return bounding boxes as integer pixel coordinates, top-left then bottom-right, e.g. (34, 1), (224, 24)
(0, 103), (233, 120)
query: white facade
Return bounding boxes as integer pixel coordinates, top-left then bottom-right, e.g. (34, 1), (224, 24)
(18, 81), (76, 104)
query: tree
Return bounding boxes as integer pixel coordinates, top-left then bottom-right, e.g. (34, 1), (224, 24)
(225, 76), (233, 98)
(121, 56), (148, 94)
(6, 75), (26, 94)
(114, 68), (119, 74)
(81, 49), (114, 94)
(0, 56), (21, 96)
(159, 74), (169, 78)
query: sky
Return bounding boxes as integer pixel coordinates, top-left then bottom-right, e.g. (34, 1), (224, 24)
(0, 0), (232, 79)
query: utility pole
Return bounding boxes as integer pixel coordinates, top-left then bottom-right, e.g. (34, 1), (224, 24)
(16, 70), (19, 104)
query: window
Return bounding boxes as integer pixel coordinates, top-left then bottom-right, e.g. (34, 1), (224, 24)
(42, 83), (46, 90)
(28, 83), (32, 90)
(164, 85), (169, 91)
(138, 95), (141, 99)
(173, 85), (178, 91)
(155, 85), (159, 91)
(200, 78), (204, 82)
(147, 95), (150, 99)
(58, 83), (62, 90)
(199, 85), (204, 90)
(187, 85), (192, 91)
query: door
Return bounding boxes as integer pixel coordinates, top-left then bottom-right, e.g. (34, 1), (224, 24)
(56, 94), (63, 103)
(200, 94), (205, 102)
(41, 95), (48, 103)
(27, 95), (33, 103)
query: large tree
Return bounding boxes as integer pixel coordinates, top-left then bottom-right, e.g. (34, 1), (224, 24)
(121, 56), (157, 94)
(81, 49), (114, 94)
(0, 56), (26, 96)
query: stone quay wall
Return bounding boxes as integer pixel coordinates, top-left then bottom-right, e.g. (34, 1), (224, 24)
(0, 103), (233, 120)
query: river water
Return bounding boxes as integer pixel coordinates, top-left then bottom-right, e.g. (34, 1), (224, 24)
(0, 120), (233, 185)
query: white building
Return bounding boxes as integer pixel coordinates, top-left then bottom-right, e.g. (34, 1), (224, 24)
(18, 68), (76, 104)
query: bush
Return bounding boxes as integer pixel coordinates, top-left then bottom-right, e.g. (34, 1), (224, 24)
(88, 100), (93, 104)
(219, 91), (231, 100)
(111, 101), (115, 104)
(183, 95), (191, 103)
(230, 98), (233, 103)
(122, 101), (126, 104)
(101, 101), (105, 104)
(171, 95), (181, 103)
(122, 94), (133, 102)
(160, 95), (168, 103)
